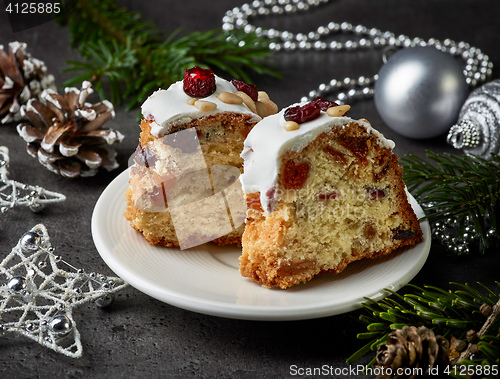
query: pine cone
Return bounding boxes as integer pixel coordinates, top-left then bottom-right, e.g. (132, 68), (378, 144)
(375, 325), (449, 378)
(0, 41), (56, 124)
(17, 81), (124, 178)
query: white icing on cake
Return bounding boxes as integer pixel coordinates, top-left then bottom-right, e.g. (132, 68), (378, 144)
(141, 75), (262, 137)
(240, 105), (395, 214)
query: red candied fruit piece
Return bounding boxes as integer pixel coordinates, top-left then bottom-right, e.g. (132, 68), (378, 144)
(231, 79), (258, 101)
(284, 102), (321, 124)
(366, 187), (386, 200)
(318, 190), (340, 200)
(313, 97), (339, 111)
(283, 160), (310, 189)
(246, 195), (263, 211)
(338, 136), (369, 162)
(183, 66), (216, 98)
(323, 146), (347, 166)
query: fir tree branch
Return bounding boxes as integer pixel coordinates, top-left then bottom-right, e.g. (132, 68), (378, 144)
(401, 151), (500, 253)
(56, 0), (279, 110)
(348, 281), (500, 370)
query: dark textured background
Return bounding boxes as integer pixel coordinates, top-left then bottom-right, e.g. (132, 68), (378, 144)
(1, 1), (500, 378)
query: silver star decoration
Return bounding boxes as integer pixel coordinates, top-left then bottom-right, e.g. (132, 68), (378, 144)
(0, 224), (128, 358)
(0, 146), (66, 213)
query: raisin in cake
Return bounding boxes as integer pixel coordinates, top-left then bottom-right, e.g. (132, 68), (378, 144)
(124, 66), (278, 248)
(239, 98), (423, 288)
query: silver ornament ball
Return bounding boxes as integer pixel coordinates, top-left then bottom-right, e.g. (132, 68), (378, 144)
(374, 46), (469, 139)
(19, 231), (41, 253)
(49, 315), (73, 337)
(7, 276), (27, 292)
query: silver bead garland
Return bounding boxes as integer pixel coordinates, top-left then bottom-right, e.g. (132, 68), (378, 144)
(425, 209), (497, 255)
(223, 0), (493, 104)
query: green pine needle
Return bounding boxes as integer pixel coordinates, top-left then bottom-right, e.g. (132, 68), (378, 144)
(56, 0), (280, 111)
(348, 281), (500, 371)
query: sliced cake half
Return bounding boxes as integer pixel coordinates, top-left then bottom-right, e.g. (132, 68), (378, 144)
(124, 66), (278, 248)
(239, 100), (423, 288)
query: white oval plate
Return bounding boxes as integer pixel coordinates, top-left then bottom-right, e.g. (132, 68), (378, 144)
(92, 169), (431, 321)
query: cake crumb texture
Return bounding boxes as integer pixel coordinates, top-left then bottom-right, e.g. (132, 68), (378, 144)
(240, 121), (422, 288)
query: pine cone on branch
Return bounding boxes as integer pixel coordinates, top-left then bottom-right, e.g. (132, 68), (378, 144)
(375, 325), (449, 378)
(17, 81), (124, 178)
(0, 41), (56, 124)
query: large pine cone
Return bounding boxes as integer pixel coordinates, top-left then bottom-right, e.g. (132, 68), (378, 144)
(0, 41), (56, 124)
(17, 81), (124, 178)
(375, 325), (449, 378)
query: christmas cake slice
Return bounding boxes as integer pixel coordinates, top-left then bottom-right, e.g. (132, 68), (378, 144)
(239, 99), (423, 288)
(124, 66), (278, 248)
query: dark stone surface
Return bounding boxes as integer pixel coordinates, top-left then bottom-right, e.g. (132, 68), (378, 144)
(1, 1), (500, 378)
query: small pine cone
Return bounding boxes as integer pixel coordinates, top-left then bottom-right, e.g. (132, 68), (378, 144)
(0, 41), (56, 124)
(17, 81), (124, 178)
(375, 325), (449, 378)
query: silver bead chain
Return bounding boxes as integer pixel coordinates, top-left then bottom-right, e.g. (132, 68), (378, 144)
(222, 0), (493, 104)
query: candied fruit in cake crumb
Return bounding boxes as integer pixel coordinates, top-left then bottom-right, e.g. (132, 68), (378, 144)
(338, 136), (370, 162)
(183, 66), (216, 98)
(277, 259), (316, 278)
(246, 196), (263, 211)
(323, 146), (347, 166)
(231, 79), (258, 101)
(392, 228), (416, 240)
(283, 160), (310, 189)
(363, 222), (377, 240)
(284, 102), (321, 124)
(366, 187), (386, 200)
(318, 190), (340, 200)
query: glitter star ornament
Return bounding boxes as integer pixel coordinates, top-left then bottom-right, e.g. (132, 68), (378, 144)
(0, 224), (128, 358)
(0, 146), (66, 213)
